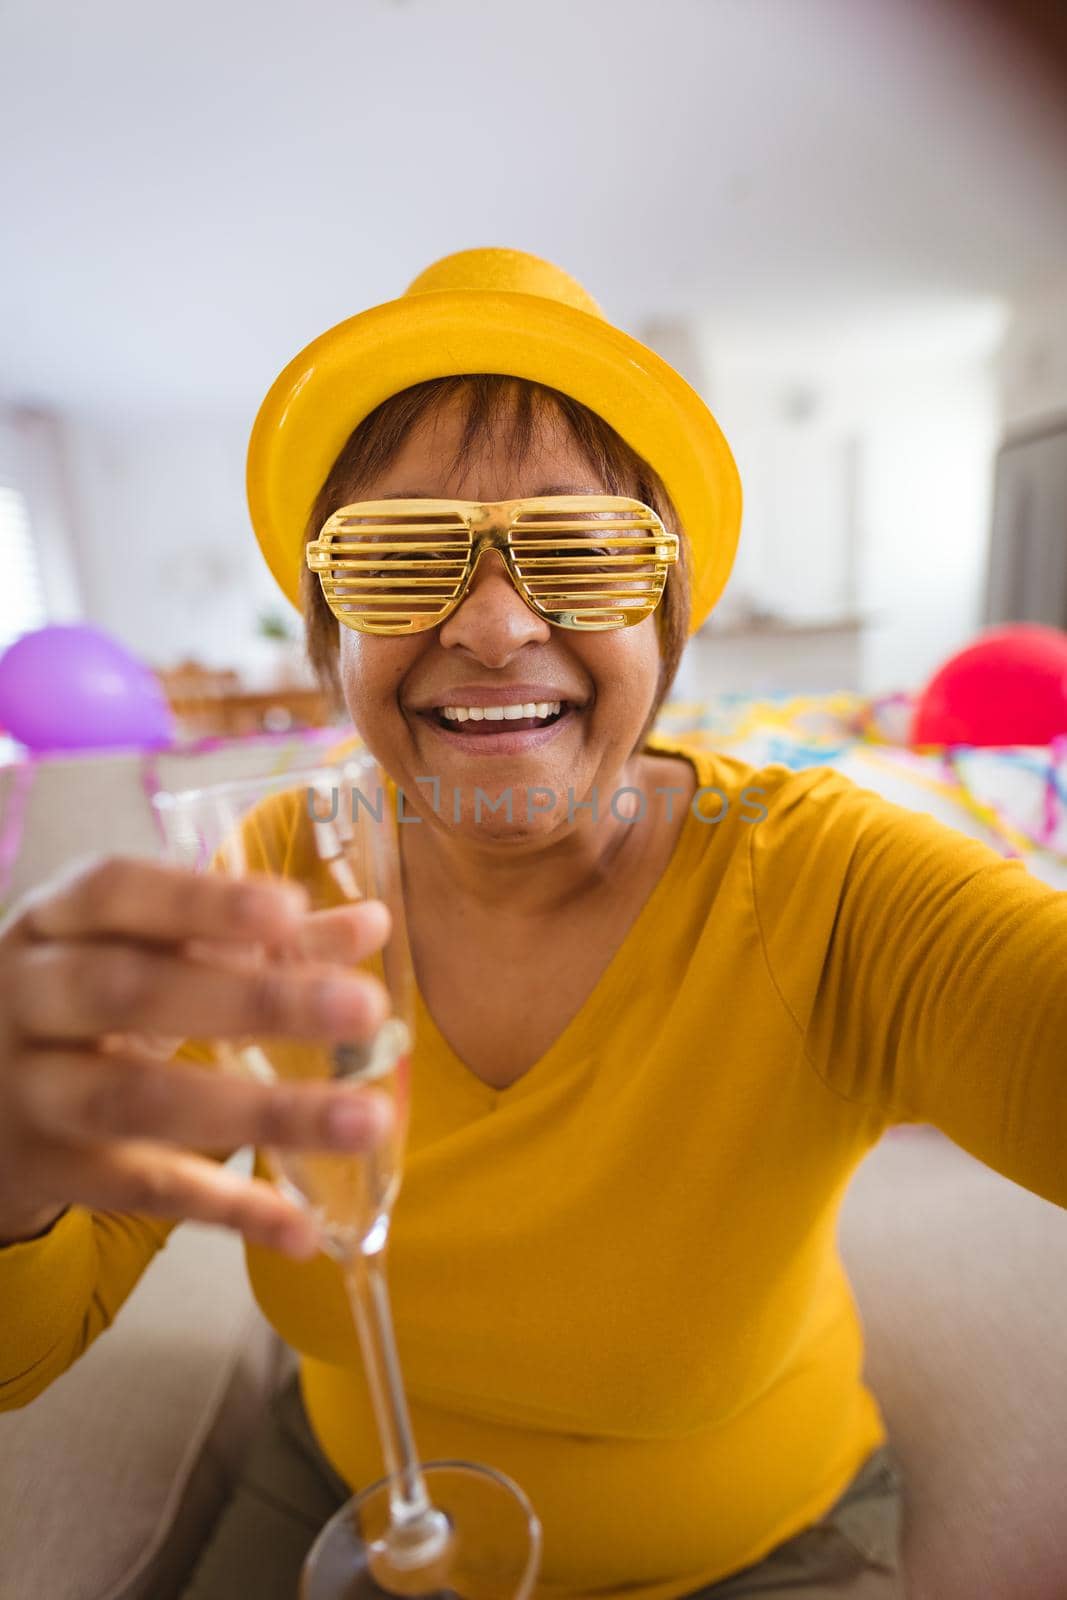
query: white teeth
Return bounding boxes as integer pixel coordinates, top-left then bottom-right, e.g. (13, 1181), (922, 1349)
(438, 700), (563, 723)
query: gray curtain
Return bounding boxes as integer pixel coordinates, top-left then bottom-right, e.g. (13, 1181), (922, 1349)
(985, 419), (1067, 628)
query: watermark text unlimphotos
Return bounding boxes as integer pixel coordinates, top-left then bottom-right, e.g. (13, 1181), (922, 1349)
(306, 779), (768, 827)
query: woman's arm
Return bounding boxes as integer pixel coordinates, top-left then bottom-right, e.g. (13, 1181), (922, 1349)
(0, 1031), (245, 1412)
(0, 840), (390, 1411)
(750, 765), (1067, 1208)
(0, 1205), (177, 1410)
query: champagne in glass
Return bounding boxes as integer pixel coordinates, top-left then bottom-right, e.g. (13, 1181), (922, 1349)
(153, 752), (541, 1599)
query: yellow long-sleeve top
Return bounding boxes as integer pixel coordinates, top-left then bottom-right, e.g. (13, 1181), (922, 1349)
(3, 732), (1066, 1599)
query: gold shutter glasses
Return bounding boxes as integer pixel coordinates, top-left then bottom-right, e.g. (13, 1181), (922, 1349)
(306, 496), (680, 635)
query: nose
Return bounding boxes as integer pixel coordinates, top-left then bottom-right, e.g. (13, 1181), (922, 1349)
(436, 547), (551, 659)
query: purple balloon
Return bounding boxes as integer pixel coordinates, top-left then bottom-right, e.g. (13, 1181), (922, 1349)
(0, 624), (175, 753)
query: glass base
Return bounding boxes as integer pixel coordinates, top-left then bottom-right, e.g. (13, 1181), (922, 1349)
(300, 1460), (541, 1600)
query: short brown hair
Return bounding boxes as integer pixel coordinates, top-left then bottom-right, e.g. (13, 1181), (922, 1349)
(301, 375), (690, 742)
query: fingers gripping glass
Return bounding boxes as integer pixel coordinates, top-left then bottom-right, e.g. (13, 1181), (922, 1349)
(153, 755), (541, 1598)
(306, 495), (680, 635)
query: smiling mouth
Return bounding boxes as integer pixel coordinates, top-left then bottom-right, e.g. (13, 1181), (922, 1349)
(422, 701), (575, 734)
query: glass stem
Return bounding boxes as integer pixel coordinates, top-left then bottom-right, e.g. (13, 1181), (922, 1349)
(341, 1241), (433, 1527)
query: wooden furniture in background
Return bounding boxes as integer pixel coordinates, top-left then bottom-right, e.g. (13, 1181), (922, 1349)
(156, 659), (332, 739)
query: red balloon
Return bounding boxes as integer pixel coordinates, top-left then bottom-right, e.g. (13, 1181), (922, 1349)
(911, 624), (1067, 748)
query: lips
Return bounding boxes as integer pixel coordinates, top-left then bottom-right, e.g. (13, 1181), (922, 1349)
(412, 681), (582, 704)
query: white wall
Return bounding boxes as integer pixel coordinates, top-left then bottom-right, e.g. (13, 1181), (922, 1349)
(854, 364), (999, 693)
(699, 302), (1005, 695)
(59, 410), (302, 683)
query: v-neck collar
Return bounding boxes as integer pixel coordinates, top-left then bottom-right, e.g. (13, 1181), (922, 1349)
(400, 735), (713, 1110)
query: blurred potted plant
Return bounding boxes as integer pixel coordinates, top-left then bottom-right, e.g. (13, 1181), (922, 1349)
(256, 608), (309, 688)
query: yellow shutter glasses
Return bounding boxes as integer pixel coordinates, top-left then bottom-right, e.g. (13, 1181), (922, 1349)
(306, 495), (680, 635)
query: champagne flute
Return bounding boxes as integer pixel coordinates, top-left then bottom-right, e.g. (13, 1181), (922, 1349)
(152, 750), (542, 1599)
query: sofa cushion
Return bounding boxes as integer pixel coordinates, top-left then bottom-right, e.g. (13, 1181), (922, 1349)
(840, 1128), (1067, 1600)
(0, 1205), (286, 1600)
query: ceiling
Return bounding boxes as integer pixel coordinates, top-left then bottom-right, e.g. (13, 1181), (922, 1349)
(1, 0), (1066, 416)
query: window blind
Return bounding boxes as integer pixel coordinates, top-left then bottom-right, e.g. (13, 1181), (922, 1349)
(0, 482), (47, 654)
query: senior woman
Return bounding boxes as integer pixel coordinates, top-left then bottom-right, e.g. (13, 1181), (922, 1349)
(1, 249), (1065, 1600)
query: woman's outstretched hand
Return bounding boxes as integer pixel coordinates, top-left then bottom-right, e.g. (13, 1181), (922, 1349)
(0, 855), (394, 1257)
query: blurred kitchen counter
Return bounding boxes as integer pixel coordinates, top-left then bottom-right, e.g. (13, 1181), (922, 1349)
(674, 610), (876, 699)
